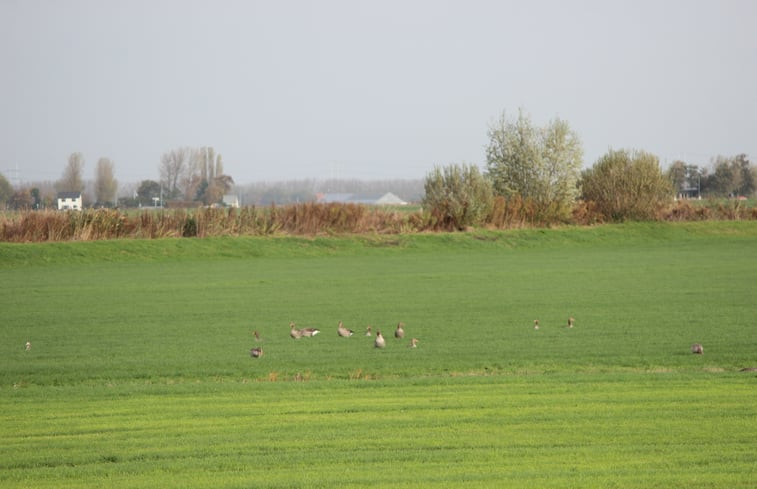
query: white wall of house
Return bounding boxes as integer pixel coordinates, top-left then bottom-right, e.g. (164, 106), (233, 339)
(222, 195), (240, 208)
(57, 194), (82, 210)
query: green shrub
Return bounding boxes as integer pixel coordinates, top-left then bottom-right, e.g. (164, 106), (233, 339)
(581, 149), (673, 221)
(422, 164), (494, 230)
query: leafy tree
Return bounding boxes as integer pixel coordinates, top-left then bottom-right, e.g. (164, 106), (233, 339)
(666, 161), (702, 198)
(137, 180), (162, 206)
(94, 157), (118, 206)
(30, 188), (41, 209)
(9, 189), (34, 209)
(0, 172), (12, 207)
(485, 109), (583, 219)
(56, 152), (86, 193)
(667, 160), (687, 194)
(422, 164), (493, 230)
(703, 154), (755, 197)
(581, 149), (673, 221)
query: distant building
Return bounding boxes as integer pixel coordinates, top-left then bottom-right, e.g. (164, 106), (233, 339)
(57, 192), (82, 211)
(222, 194), (240, 208)
(316, 192), (408, 206)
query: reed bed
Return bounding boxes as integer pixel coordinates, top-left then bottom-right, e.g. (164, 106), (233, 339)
(1, 199), (756, 242)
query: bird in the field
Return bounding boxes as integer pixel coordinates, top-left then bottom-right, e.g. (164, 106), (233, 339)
(533, 320), (540, 330)
(337, 321), (354, 337)
(691, 343), (703, 354)
(567, 317), (575, 328)
(409, 338), (419, 348)
(394, 322), (405, 339)
(290, 322), (303, 339)
(299, 325), (320, 337)
(250, 347), (263, 358)
(374, 331), (386, 348)
(365, 326), (372, 336)
(253, 331), (262, 341)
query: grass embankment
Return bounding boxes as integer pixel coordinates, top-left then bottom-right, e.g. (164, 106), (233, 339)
(1, 222), (756, 488)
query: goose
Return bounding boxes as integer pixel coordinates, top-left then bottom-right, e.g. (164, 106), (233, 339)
(300, 326), (320, 337)
(337, 321), (354, 337)
(253, 331), (261, 341)
(249, 347), (263, 358)
(409, 338), (419, 348)
(25, 341), (31, 351)
(394, 322), (405, 339)
(533, 320), (540, 330)
(374, 330), (386, 348)
(365, 326), (372, 336)
(567, 317), (574, 328)
(290, 322), (303, 339)
(691, 343), (703, 354)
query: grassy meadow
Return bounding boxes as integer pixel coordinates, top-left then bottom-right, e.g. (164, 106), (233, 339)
(1, 222), (756, 488)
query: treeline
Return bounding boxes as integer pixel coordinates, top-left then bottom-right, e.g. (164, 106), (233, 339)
(235, 179), (424, 205)
(1, 198), (756, 243)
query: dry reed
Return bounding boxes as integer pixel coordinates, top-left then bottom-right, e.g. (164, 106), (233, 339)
(1, 199), (755, 243)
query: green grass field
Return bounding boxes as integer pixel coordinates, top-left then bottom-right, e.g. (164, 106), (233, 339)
(1, 222), (756, 488)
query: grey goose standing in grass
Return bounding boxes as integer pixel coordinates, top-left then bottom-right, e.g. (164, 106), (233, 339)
(567, 317), (575, 328)
(249, 347), (263, 358)
(365, 326), (372, 336)
(409, 338), (419, 348)
(394, 322), (405, 339)
(374, 330), (386, 348)
(533, 319), (540, 330)
(691, 343), (704, 354)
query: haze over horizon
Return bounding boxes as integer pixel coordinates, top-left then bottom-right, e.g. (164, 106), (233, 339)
(2, 0), (756, 186)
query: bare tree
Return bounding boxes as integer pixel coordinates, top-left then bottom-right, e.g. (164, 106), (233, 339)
(94, 157), (118, 206)
(159, 147), (189, 199)
(56, 152), (86, 193)
(184, 147), (234, 204)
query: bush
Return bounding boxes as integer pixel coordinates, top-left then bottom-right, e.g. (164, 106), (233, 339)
(581, 149), (673, 221)
(422, 164), (494, 230)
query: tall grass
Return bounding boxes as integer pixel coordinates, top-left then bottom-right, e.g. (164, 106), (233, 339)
(2, 198), (756, 242)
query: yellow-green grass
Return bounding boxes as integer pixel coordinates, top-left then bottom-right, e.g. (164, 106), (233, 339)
(1, 222), (756, 488)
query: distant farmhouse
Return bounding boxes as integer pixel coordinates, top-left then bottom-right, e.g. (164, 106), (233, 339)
(222, 194), (240, 208)
(316, 192), (408, 206)
(57, 192), (82, 211)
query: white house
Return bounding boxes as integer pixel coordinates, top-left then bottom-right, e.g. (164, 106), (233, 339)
(57, 192), (82, 211)
(222, 194), (240, 208)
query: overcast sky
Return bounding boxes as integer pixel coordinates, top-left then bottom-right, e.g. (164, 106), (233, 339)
(2, 0), (756, 186)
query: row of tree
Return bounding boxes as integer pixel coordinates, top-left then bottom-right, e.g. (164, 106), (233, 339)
(0, 147), (235, 209)
(422, 109), (756, 228)
(1, 115), (755, 211)
(667, 154), (755, 199)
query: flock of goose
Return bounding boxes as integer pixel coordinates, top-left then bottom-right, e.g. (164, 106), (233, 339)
(249, 321), (418, 358)
(248, 317), (710, 360)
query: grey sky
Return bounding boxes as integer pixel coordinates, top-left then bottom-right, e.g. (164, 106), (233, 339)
(2, 0), (756, 186)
